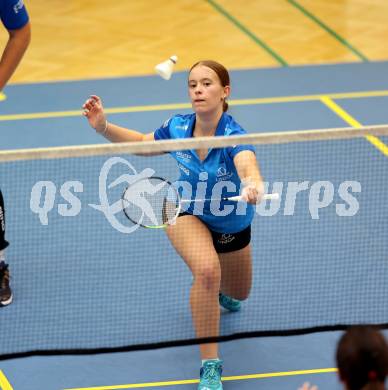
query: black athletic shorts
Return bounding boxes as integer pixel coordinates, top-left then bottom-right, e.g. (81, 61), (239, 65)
(178, 212), (251, 253)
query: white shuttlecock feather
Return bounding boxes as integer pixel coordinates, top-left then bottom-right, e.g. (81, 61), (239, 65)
(155, 55), (178, 80)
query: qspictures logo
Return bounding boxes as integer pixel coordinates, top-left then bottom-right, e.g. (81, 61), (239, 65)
(29, 157), (362, 234)
(30, 157), (157, 234)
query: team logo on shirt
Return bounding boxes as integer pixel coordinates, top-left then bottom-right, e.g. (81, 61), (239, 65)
(224, 125), (233, 135)
(13, 0), (24, 14)
(178, 163), (190, 176)
(216, 166), (233, 182)
(176, 151), (191, 162)
(217, 167), (227, 176)
(162, 118), (171, 128)
(175, 125), (189, 131)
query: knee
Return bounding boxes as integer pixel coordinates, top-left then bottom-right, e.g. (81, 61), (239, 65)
(194, 262), (221, 291)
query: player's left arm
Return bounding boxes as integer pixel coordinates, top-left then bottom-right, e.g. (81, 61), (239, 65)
(234, 150), (264, 204)
(0, 21), (31, 91)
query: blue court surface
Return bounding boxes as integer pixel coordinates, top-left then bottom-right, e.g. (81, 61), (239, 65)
(0, 62), (387, 390)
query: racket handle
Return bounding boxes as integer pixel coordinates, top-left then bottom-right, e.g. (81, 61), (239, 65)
(226, 193), (279, 202)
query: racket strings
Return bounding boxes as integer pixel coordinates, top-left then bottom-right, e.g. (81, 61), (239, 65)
(123, 177), (180, 227)
(162, 198), (180, 225)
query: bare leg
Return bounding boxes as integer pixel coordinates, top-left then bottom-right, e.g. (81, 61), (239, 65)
(219, 244), (252, 300)
(166, 215), (220, 359)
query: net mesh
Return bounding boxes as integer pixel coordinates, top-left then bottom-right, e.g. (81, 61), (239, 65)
(0, 125), (387, 359)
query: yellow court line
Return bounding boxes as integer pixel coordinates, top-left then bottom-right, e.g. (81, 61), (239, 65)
(0, 104), (192, 122)
(0, 370), (13, 390)
(320, 96), (388, 157)
(224, 367), (337, 381)
(63, 367), (337, 390)
(1, 90), (388, 122)
(364, 134), (388, 156)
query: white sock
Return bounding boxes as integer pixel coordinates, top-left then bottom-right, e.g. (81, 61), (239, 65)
(0, 249), (5, 262)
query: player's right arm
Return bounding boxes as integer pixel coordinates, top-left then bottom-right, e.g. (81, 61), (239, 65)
(82, 95), (155, 142)
(0, 0), (31, 92)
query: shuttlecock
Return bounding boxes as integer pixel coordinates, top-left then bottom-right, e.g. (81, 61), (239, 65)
(155, 55), (178, 80)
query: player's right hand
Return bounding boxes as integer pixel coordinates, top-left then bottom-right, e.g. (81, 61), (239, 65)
(82, 95), (107, 133)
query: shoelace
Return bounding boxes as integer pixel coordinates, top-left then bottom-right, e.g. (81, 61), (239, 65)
(202, 362), (221, 383)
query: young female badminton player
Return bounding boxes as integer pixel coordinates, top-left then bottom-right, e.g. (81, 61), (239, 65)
(83, 60), (265, 390)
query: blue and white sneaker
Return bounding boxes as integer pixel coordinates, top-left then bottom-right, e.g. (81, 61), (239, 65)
(198, 360), (223, 390)
(219, 292), (241, 312)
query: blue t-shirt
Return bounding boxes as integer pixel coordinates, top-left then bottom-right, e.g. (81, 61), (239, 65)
(154, 112), (256, 233)
(0, 0), (29, 30)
